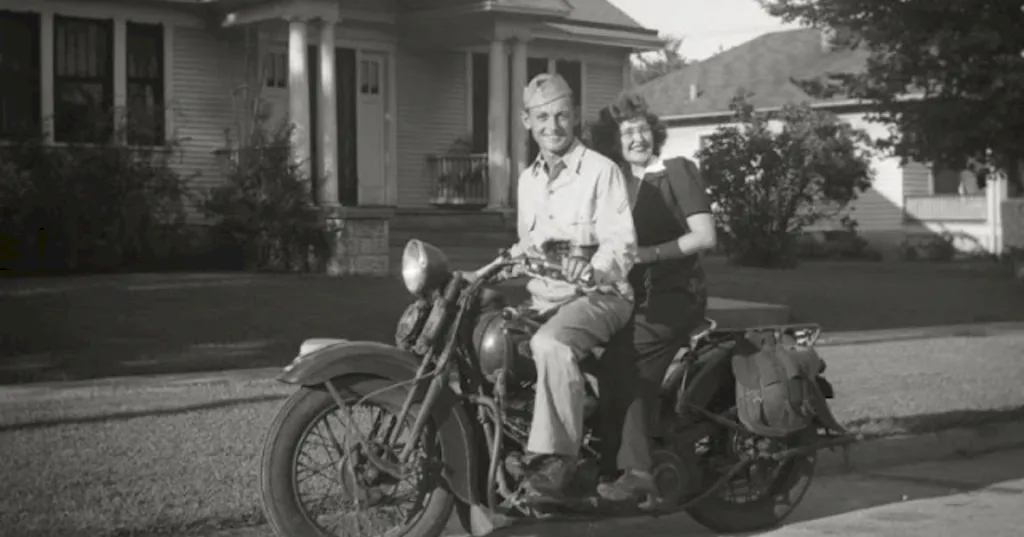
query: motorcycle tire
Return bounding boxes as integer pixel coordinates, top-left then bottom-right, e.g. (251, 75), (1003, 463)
(260, 377), (454, 537)
(685, 444), (816, 534)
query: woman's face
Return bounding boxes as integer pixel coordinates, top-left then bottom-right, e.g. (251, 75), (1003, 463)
(619, 116), (655, 165)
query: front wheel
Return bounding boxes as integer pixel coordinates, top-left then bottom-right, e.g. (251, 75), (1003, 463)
(685, 428), (817, 534)
(260, 377), (454, 537)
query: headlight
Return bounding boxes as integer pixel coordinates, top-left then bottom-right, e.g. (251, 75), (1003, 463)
(401, 239), (451, 296)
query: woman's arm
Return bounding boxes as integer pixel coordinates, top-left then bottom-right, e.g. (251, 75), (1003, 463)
(637, 213), (717, 263)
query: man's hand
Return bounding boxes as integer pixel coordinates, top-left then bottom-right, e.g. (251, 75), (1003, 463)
(562, 256), (593, 284)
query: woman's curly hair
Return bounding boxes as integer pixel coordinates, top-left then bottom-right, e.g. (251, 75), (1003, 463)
(583, 91), (668, 165)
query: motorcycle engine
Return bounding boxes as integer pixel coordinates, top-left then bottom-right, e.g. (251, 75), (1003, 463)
(471, 310), (536, 386)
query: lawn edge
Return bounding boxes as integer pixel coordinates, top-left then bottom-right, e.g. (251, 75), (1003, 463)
(818, 419), (1024, 475)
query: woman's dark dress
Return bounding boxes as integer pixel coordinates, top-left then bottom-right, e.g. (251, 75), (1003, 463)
(598, 156), (712, 474)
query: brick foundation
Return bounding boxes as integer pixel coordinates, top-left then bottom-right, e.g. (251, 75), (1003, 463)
(323, 207), (394, 277)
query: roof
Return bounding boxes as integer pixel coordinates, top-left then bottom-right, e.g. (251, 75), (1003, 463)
(637, 28), (870, 118)
(563, 0), (648, 31)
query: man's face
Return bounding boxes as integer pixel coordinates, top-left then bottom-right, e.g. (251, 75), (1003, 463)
(521, 96), (575, 156)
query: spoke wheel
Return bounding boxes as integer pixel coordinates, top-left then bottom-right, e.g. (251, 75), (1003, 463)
(685, 426), (817, 534)
(261, 378), (454, 537)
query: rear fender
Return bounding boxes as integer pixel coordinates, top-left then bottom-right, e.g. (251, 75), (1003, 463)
(278, 339), (481, 507)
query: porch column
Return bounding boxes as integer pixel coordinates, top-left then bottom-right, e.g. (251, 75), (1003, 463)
(988, 172), (1009, 254)
(509, 37), (530, 188)
(486, 38), (510, 210)
(318, 18), (339, 206)
(288, 19), (312, 181)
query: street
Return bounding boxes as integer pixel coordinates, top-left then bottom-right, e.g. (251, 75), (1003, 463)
(453, 447), (1024, 537)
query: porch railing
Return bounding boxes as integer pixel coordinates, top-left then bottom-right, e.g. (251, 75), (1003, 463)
(904, 194), (987, 222)
(427, 153), (488, 209)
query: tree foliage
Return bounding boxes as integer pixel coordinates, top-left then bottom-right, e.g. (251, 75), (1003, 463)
(696, 95), (874, 268)
(631, 34), (687, 85)
(759, 0), (1024, 190)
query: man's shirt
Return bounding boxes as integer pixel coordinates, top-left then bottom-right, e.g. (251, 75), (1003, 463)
(510, 140), (637, 306)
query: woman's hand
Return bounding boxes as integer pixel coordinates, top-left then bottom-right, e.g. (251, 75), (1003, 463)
(636, 246), (658, 265)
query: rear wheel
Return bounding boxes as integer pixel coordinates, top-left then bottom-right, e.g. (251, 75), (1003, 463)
(685, 426), (817, 534)
(261, 377), (454, 537)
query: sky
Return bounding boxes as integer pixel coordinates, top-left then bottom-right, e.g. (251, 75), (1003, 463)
(606, 0), (804, 61)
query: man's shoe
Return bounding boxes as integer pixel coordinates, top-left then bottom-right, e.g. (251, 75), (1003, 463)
(522, 455), (577, 504)
(596, 470), (657, 503)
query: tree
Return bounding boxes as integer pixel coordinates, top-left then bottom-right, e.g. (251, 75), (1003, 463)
(696, 94), (874, 268)
(631, 34), (687, 85)
(758, 0), (1024, 194)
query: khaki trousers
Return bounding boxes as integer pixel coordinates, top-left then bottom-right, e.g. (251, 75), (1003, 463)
(526, 292), (633, 456)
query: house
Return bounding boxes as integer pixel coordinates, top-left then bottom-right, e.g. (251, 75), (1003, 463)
(638, 28), (1019, 257)
(0, 0), (660, 238)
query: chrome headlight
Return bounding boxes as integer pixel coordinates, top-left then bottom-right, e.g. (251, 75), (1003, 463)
(401, 239), (451, 296)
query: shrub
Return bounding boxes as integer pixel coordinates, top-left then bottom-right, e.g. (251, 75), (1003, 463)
(0, 124), (194, 274)
(696, 94), (874, 268)
(202, 125), (327, 272)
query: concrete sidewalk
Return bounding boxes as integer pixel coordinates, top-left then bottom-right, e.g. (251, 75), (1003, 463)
(200, 441), (1024, 537)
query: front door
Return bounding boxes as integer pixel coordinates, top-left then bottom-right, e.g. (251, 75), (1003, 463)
(357, 51), (388, 206)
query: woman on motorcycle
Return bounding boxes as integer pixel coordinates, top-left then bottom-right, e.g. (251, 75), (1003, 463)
(584, 92), (718, 502)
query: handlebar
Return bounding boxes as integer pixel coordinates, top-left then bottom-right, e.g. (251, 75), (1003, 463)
(469, 249), (600, 293)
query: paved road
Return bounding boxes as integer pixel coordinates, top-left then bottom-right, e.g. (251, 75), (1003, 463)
(215, 446), (1024, 537)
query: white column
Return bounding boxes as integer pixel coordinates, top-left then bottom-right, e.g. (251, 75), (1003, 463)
(113, 17), (127, 140)
(988, 172), (1009, 254)
(288, 19), (312, 181)
(317, 18), (339, 206)
(509, 38), (529, 188)
(486, 38), (510, 210)
(40, 13), (54, 143)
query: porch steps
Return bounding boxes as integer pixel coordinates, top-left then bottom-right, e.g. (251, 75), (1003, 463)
(389, 208), (516, 248)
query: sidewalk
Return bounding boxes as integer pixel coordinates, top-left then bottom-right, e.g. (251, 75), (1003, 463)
(201, 439), (1024, 537)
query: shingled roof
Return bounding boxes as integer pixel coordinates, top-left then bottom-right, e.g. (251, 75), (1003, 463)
(638, 28), (870, 118)
(563, 0), (648, 30)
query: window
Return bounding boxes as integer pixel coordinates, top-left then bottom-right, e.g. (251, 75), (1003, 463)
(126, 22), (164, 145)
(359, 58), (380, 95)
(933, 166), (983, 195)
(264, 51), (286, 88)
(0, 10), (42, 140)
(54, 15), (114, 143)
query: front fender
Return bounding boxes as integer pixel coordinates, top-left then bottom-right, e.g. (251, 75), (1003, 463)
(278, 339), (481, 508)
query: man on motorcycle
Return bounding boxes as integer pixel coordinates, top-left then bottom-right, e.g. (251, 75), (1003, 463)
(507, 73), (638, 503)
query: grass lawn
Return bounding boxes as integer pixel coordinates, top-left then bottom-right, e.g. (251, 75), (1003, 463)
(2, 333), (1023, 537)
(1, 258), (1022, 384)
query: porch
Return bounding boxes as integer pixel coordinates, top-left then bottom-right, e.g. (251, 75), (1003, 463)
(216, 0), (656, 214)
(902, 172), (1013, 254)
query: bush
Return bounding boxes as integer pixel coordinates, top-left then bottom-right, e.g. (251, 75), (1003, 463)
(0, 130), (194, 274)
(696, 95), (874, 268)
(899, 233), (958, 262)
(796, 218), (883, 261)
(202, 125), (327, 272)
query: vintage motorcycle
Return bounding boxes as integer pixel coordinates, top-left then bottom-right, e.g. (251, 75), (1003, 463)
(260, 239), (852, 537)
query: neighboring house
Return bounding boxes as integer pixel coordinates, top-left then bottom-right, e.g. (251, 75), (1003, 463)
(638, 28), (1017, 255)
(0, 0), (660, 214)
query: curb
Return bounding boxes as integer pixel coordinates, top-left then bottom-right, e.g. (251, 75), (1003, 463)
(817, 419), (1024, 474)
(817, 321), (1024, 347)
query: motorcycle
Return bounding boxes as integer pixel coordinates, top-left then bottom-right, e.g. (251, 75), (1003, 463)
(260, 239), (853, 537)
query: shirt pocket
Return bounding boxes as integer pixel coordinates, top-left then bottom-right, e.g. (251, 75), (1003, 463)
(563, 218), (596, 247)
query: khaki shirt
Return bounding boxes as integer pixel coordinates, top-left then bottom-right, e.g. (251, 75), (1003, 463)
(509, 140), (637, 306)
